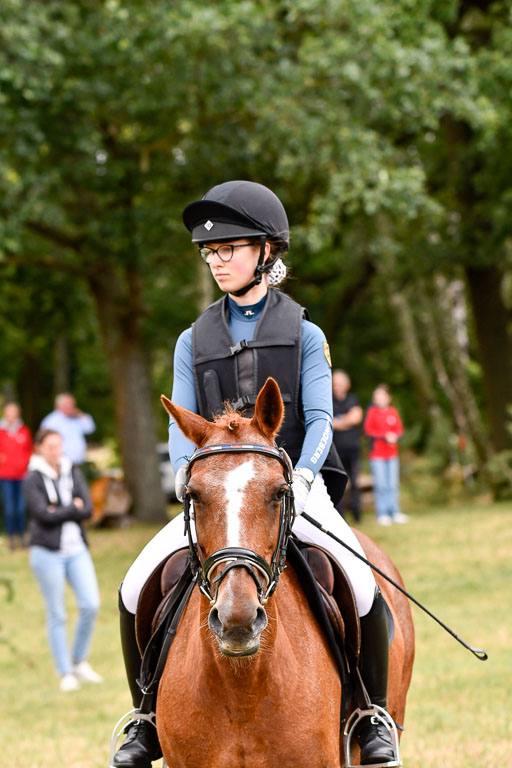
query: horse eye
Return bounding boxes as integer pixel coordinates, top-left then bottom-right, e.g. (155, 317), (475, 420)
(187, 489), (201, 503)
(273, 487), (287, 502)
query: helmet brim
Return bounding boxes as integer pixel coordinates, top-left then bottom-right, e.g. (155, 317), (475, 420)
(183, 200), (267, 243)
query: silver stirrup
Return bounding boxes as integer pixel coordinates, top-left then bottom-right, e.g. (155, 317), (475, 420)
(108, 709), (167, 768)
(343, 704), (402, 768)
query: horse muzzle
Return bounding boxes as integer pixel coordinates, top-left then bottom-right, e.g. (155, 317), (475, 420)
(208, 596), (268, 657)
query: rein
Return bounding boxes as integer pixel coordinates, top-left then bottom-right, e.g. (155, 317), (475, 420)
(182, 442), (294, 605)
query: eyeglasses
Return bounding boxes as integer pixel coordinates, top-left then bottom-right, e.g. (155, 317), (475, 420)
(198, 243), (254, 264)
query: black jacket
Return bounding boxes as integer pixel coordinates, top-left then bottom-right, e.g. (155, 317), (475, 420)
(193, 290), (306, 460)
(23, 465), (92, 551)
(192, 289), (348, 504)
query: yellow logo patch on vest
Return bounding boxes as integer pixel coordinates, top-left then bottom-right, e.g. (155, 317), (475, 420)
(323, 341), (332, 368)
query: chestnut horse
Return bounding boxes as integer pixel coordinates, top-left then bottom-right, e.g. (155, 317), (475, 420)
(158, 378), (414, 768)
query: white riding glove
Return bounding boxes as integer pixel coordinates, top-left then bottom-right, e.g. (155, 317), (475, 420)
(174, 465), (189, 503)
(291, 468), (314, 516)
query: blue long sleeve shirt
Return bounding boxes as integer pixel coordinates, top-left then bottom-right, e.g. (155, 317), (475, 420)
(40, 410), (96, 465)
(168, 293), (333, 474)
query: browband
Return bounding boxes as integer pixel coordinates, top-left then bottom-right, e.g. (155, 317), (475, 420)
(187, 442), (293, 483)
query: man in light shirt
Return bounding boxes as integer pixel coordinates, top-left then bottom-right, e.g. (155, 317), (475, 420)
(40, 393), (96, 465)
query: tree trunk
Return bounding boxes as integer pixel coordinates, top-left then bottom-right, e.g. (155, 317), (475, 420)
(465, 264), (512, 452)
(109, 337), (167, 523)
(17, 351), (48, 434)
(90, 268), (167, 523)
(438, 113), (512, 454)
(388, 284), (440, 428)
(433, 276), (491, 469)
(417, 281), (468, 436)
(374, 239), (439, 432)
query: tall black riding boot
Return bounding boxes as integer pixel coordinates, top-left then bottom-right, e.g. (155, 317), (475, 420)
(112, 590), (162, 768)
(357, 588), (397, 766)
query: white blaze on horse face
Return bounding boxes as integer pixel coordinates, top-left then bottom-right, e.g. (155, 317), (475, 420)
(224, 459), (255, 546)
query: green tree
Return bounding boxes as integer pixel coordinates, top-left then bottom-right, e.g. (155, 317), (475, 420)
(1, 0), (510, 508)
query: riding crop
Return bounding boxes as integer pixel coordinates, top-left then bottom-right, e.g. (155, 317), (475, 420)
(301, 512), (488, 661)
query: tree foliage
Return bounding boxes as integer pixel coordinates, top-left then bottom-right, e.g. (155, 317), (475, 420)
(1, 0), (511, 508)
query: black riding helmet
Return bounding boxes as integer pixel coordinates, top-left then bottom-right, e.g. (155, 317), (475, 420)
(182, 180), (289, 296)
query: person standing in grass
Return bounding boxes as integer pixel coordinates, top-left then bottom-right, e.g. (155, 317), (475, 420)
(332, 370), (363, 522)
(40, 393), (96, 466)
(0, 402), (33, 550)
(23, 428), (102, 692)
(363, 384), (408, 526)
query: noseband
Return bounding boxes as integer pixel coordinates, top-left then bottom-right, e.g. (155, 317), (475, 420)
(182, 443), (294, 605)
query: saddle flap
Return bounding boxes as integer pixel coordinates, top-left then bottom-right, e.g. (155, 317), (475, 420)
(316, 580), (345, 645)
(161, 548), (189, 596)
(303, 547), (335, 594)
(301, 542), (361, 670)
(135, 547), (188, 653)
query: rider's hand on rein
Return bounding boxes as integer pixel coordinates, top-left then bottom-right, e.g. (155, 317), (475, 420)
(175, 465), (188, 503)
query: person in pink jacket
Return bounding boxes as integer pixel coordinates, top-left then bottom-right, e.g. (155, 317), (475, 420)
(0, 402), (33, 549)
(363, 385), (409, 526)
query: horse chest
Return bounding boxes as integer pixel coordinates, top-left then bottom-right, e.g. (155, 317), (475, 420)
(158, 692), (341, 768)
(158, 628), (341, 768)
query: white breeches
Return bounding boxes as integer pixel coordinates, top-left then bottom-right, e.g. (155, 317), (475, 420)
(121, 473), (376, 617)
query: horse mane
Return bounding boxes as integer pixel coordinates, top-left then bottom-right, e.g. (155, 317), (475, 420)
(162, 378), (283, 447)
(212, 405), (245, 433)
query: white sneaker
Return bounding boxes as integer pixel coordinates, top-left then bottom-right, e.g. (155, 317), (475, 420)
(72, 661), (103, 684)
(377, 516), (392, 526)
(60, 673), (80, 692)
(392, 512), (409, 524)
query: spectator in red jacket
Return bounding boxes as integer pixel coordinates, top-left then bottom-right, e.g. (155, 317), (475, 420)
(0, 402), (33, 549)
(363, 385), (408, 526)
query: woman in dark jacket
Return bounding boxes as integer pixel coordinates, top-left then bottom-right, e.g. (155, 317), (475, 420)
(24, 428), (102, 692)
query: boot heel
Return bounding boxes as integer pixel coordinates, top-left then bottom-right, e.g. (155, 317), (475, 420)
(109, 710), (166, 768)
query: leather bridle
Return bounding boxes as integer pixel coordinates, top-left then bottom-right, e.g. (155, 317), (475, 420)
(182, 442), (294, 605)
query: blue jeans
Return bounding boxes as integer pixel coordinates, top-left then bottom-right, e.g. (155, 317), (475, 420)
(370, 457), (401, 521)
(0, 479), (26, 536)
(29, 546), (100, 676)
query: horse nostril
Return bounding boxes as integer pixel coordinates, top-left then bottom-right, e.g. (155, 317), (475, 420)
(209, 607), (223, 636)
(254, 607), (267, 634)
(209, 604), (267, 638)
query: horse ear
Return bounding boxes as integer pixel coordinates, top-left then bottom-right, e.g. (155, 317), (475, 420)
(161, 395), (211, 447)
(250, 377), (284, 440)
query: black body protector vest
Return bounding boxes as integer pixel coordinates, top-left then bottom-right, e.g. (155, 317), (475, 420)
(192, 289), (347, 505)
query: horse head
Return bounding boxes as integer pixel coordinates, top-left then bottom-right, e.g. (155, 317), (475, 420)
(161, 377), (290, 658)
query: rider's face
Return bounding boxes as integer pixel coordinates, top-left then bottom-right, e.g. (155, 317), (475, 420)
(203, 240), (269, 294)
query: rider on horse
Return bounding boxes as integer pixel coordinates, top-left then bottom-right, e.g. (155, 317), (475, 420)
(112, 181), (397, 767)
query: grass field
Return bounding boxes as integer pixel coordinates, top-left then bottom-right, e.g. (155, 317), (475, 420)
(1, 499), (510, 768)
